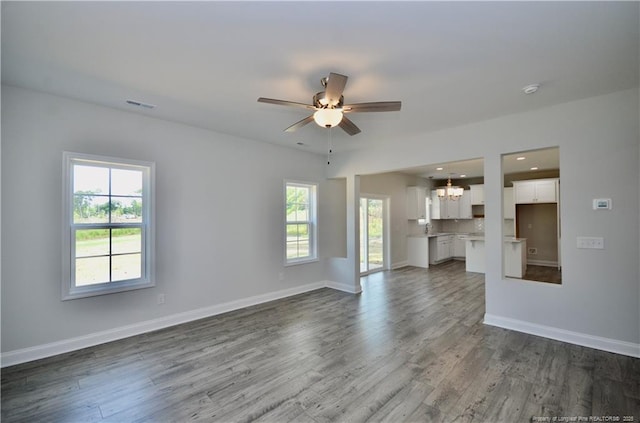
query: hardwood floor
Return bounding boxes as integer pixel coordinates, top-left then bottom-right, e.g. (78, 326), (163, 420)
(523, 265), (562, 284)
(2, 261), (639, 422)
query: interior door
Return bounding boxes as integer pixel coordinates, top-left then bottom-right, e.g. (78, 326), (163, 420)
(360, 197), (386, 275)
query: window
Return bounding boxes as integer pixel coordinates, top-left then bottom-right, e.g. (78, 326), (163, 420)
(285, 181), (317, 265)
(62, 152), (155, 300)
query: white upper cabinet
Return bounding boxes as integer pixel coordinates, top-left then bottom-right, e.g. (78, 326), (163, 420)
(458, 189), (472, 219)
(406, 186), (427, 219)
(470, 184), (484, 205)
(430, 189), (472, 219)
(444, 196), (459, 219)
(513, 178), (558, 204)
(430, 190), (443, 219)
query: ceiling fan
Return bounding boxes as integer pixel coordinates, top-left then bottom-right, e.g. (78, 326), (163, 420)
(257, 72), (401, 136)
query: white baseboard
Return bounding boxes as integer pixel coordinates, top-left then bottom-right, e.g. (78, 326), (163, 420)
(1, 281), (328, 368)
(325, 280), (362, 294)
(13, 286), (637, 367)
(484, 313), (640, 358)
(391, 261), (409, 270)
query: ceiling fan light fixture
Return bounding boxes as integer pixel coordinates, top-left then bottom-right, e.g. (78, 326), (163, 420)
(257, 72), (400, 136)
(313, 108), (343, 128)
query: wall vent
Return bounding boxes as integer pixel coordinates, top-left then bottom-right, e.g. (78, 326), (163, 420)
(126, 99), (156, 109)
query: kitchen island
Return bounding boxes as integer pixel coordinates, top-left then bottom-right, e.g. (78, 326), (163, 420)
(464, 236), (527, 278)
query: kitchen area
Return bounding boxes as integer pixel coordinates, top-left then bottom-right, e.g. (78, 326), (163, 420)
(358, 148), (559, 283)
(406, 181), (529, 279)
(404, 149), (560, 283)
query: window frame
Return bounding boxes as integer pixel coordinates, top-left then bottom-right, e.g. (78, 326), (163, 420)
(62, 152), (155, 300)
(284, 180), (318, 266)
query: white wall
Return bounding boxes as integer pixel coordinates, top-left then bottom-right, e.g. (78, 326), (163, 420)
(328, 89), (640, 355)
(1, 85), (333, 356)
(319, 178), (347, 259)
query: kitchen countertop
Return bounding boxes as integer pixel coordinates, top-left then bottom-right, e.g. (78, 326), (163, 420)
(463, 235), (526, 243)
(408, 232), (480, 238)
(408, 232), (456, 238)
(408, 233), (525, 243)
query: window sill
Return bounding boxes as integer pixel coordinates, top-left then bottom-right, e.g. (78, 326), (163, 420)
(284, 257), (319, 267)
(62, 279), (155, 301)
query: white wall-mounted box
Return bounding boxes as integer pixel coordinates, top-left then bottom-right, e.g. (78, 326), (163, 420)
(592, 198), (612, 210)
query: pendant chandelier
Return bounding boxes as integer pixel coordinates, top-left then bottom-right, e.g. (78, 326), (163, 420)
(437, 177), (464, 200)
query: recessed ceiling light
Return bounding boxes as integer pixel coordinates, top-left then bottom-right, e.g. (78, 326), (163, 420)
(436, 167), (443, 171)
(530, 167), (539, 170)
(296, 142), (305, 146)
(516, 156), (526, 161)
(522, 84), (540, 95)
(460, 174), (466, 178)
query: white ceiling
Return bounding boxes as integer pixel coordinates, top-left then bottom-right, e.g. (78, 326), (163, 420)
(2, 2), (638, 157)
(400, 147), (559, 180)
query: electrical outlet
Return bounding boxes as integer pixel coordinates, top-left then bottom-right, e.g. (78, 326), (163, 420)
(577, 237), (604, 249)
(528, 247), (537, 255)
(278, 272), (284, 281)
(157, 293), (165, 304)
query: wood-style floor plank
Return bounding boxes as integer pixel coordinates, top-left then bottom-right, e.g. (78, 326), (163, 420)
(2, 261), (639, 422)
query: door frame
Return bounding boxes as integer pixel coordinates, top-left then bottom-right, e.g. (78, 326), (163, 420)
(359, 193), (391, 276)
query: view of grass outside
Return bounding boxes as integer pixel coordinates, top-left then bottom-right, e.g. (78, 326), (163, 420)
(75, 229), (142, 286)
(360, 198), (384, 273)
(286, 224), (309, 259)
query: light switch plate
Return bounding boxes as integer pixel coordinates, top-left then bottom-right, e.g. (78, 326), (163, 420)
(577, 236), (604, 249)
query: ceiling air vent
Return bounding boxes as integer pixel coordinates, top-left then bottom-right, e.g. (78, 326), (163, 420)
(126, 99), (156, 109)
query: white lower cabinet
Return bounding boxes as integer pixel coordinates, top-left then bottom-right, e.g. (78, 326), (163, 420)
(407, 237), (429, 268)
(429, 235), (454, 264)
(453, 235), (466, 258)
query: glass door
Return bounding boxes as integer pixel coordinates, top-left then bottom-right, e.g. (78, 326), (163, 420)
(360, 197), (386, 275)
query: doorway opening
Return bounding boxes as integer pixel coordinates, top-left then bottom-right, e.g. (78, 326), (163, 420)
(503, 147), (561, 284)
(359, 196), (388, 275)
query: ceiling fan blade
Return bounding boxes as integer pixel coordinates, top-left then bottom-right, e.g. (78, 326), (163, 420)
(324, 73), (348, 106)
(343, 101), (402, 113)
(284, 115), (315, 132)
(257, 97), (315, 110)
(338, 116), (361, 136)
